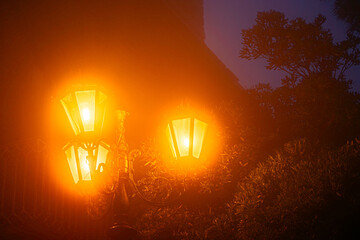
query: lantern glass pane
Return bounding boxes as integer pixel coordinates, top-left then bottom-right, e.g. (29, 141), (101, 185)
(193, 119), (208, 158)
(96, 143), (109, 172)
(172, 118), (191, 157)
(75, 90), (96, 133)
(61, 93), (82, 135)
(166, 124), (177, 158)
(65, 145), (79, 183)
(78, 146), (92, 181)
(96, 91), (107, 133)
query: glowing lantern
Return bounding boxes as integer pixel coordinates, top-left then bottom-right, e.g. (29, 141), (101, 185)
(166, 117), (208, 159)
(60, 88), (107, 136)
(64, 141), (110, 183)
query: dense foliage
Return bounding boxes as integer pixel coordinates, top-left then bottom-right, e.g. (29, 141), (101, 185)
(240, 10), (360, 147)
(229, 139), (360, 239)
(334, 0), (360, 34)
(133, 138), (360, 239)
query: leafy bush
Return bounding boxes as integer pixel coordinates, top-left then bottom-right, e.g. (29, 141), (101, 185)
(131, 138), (255, 240)
(228, 139), (360, 239)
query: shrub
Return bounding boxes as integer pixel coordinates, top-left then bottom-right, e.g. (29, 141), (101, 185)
(229, 139), (360, 239)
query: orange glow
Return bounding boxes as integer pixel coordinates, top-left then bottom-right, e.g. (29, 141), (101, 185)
(64, 142), (110, 184)
(183, 138), (190, 148)
(64, 145), (80, 183)
(167, 117), (208, 159)
(96, 144), (109, 172)
(60, 88), (107, 136)
(193, 119), (207, 158)
(171, 118), (191, 157)
(47, 74), (120, 195)
(78, 147), (92, 181)
(75, 90), (96, 132)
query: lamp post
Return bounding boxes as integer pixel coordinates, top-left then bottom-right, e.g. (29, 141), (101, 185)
(60, 86), (209, 239)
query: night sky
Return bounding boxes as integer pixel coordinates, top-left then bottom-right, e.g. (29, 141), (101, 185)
(204, 0), (360, 90)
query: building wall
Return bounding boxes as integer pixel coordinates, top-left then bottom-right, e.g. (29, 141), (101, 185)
(0, 0), (242, 144)
(164, 0), (205, 41)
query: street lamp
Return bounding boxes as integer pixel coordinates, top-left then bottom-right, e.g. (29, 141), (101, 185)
(59, 86), (209, 240)
(60, 87), (107, 137)
(61, 87), (110, 186)
(63, 141), (110, 183)
(166, 117), (208, 159)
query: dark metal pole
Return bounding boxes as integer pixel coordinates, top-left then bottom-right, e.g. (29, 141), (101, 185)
(107, 110), (138, 240)
(87, 148), (96, 181)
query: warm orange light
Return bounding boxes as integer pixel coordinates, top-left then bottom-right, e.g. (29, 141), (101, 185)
(60, 88), (107, 136)
(64, 142), (110, 184)
(166, 117), (208, 159)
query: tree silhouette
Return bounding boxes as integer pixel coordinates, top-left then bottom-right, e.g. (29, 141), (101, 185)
(240, 10), (360, 146)
(334, 0), (360, 34)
